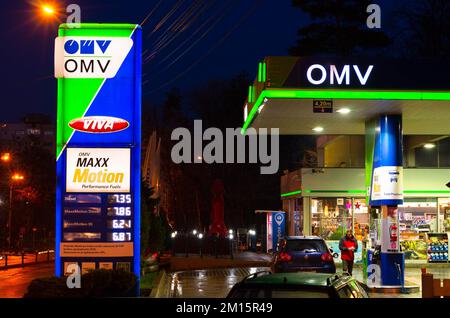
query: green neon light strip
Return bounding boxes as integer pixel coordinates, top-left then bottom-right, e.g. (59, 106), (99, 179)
(307, 190), (366, 194)
(258, 62), (263, 82)
(248, 86), (253, 103)
(262, 62), (267, 82)
(280, 189), (450, 197)
(242, 89), (450, 134)
(405, 190), (450, 194)
(280, 190), (302, 197)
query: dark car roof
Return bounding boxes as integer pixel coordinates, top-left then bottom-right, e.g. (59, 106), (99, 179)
(284, 236), (325, 241)
(241, 272), (342, 288)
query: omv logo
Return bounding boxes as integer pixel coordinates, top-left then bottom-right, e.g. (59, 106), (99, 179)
(275, 213), (284, 226)
(55, 36), (133, 79)
(64, 40), (111, 55)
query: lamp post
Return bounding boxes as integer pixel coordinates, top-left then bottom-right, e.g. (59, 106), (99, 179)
(7, 173), (24, 250)
(198, 233), (203, 258)
(249, 229), (256, 251)
(171, 231), (177, 256)
(229, 230), (234, 259)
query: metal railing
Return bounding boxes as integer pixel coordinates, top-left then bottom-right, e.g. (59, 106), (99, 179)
(0, 249), (54, 270)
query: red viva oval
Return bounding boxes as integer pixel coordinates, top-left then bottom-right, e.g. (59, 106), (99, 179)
(68, 116), (129, 133)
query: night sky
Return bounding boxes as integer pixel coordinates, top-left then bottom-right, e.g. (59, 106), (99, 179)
(1, 0), (401, 122)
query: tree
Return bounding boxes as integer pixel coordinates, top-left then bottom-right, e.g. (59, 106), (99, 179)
(289, 0), (390, 57)
(393, 0), (450, 58)
(140, 181), (164, 256)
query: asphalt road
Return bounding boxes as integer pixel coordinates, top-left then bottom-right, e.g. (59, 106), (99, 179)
(0, 263), (54, 298)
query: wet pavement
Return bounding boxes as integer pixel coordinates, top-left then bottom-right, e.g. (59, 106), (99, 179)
(166, 266), (450, 298)
(0, 263), (54, 298)
(170, 267), (270, 298)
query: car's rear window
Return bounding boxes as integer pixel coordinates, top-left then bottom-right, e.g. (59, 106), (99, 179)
(285, 239), (327, 252)
(336, 281), (368, 298)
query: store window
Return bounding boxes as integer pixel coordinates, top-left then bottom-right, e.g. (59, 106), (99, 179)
(404, 136), (450, 168)
(311, 198), (369, 240)
(398, 198), (437, 260)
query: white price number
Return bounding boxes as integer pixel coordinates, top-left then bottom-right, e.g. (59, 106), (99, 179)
(113, 207), (131, 216)
(112, 232), (131, 242)
(113, 194), (131, 204)
(112, 219), (131, 229)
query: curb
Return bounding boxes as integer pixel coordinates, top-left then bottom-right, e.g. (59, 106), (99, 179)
(149, 270), (170, 298)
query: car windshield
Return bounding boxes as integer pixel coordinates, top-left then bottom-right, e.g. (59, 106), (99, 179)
(285, 240), (327, 253)
(271, 290), (330, 298)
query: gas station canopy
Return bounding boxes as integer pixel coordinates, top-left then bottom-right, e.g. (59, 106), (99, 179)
(242, 57), (450, 135)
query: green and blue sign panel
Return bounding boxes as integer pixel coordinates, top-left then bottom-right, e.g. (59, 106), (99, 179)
(272, 212), (286, 252)
(54, 24), (141, 278)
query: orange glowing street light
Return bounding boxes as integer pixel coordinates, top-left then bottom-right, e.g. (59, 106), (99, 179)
(42, 5), (55, 15)
(11, 173), (25, 181)
(1, 152), (11, 162)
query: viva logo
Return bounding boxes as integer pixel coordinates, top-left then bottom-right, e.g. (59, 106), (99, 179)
(68, 116), (129, 133)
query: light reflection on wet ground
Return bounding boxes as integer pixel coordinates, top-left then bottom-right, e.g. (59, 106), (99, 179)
(168, 266), (450, 298)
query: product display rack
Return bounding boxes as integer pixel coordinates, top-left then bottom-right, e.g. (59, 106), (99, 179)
(426, 233), (449, 263)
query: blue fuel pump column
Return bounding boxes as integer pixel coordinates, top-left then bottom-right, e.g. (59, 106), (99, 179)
(366, 115), (405, 286)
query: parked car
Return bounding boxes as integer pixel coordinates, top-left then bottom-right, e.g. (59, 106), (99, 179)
(272, 236), (336, 273)
(227, 271), (369, 298)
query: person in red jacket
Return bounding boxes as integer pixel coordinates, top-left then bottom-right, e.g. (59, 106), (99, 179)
(339, 230), (358, 275)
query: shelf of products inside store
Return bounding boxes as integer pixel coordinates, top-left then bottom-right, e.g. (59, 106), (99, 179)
(426, 233), (449, 263)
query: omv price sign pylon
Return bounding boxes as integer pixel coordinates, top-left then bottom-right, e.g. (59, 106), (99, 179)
(54, 24), (141, 280)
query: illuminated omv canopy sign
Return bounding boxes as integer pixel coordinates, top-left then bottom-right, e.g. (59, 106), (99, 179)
(306, 64), (374, 86)
(275, 57), (450, 90)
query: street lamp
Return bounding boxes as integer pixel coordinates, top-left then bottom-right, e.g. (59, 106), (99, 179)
(7, 173), (25, 250)
(193, 229), (198, 236)
(229, 233), (234, 259)
(42, 5), (55, 15)
(248, 229), (256, 251)
(1, 152), (11, 163)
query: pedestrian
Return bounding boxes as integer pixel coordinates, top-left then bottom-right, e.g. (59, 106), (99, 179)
(339, 230), (358, 276)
